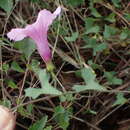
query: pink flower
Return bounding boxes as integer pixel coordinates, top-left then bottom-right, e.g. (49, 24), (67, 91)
(7, 6), (61, 63)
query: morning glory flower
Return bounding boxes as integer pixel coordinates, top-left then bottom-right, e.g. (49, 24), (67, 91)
(7, 6), (61, 66)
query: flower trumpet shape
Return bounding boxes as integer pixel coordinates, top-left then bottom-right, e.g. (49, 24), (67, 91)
(7, 7), (61, 65)
(0, 105), (15, 130)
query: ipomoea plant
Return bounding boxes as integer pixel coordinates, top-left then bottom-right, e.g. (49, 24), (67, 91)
(7, 6), (61, 72)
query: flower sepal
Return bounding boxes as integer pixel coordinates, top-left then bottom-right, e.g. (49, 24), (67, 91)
(46, 61), (55, 73)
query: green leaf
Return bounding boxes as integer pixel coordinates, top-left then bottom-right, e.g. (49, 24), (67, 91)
(67, 0), (84, 7)
(83, 37), (107, 55)
(27, 104), (34, 114)
(7, 80), (18, 89)
(103, 25), (118, 39)
(85, 109), (97, 115)
(29, 116), (48, 130)
(53, 21), (69, 36)
(120, 32), (128, 40)
(28, 59), (40, 72)
(14, 38), (36, 59)
(94, 43), (107, 55)
(25, 88), (44, 99)
(2, 63), (9, 73)
(91, 8), (101, 18)
(54, 106), (65, 114)
(74, 80), (105, 92)
(73, 67), (106, 92)
(93, 0), (103, 3)
(54, 106), (72, 130)
(38, 70), (62, 94)
(105, 13), (116, 23)
(85, 25), (100, 34)
(65, 32), (79, 42)
(88, 60), (102, 70)
(112, 93), (127, 106)
(112, 0), (121, 8)
(89, 0), (103, 7)
(18, 106), (31, 117)
(120, 29), (130, 40)
(29, 0), (40, 2)
(44, 126), (52, 130)
(84, 18), (100, 36)
(104, 71), (123, 85)
(123, 13), (130, 21)
(0, 0), (13, 13)
(59, 93), (74, 102)
(11, 61), (24, 73)
(85, 17), (96, 30)
(25, 69), (62, 99)
(0, 99), (11, 108)
(81, 67), (96, 82)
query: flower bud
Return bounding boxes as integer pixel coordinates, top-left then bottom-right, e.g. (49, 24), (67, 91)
(0, 105), (15, 130)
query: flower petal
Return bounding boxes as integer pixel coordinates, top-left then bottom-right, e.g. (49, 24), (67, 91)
(7, 6), (61, 63)
(34, 6), (61, 31)
(36, 40), (52, 62)
(35, 9), (54, 31)
(7, 28), (27, 41)
(24, 24), (52, 62)
(53, 6), (62, 18)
